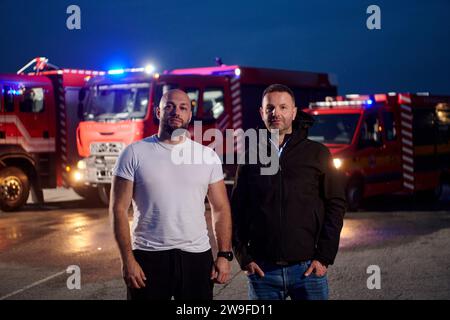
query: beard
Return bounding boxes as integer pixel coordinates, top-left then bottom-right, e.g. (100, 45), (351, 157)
(267, 118), (286, 131)
(162, 116), (189, 137)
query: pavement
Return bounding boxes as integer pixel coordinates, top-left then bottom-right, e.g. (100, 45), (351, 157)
(0, 188), (449, 300)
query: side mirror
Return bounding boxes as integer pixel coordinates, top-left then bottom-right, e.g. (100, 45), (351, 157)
(77, 89), (87, 120)
(77, 102), (84, 120)
(78, 88), (86, 101)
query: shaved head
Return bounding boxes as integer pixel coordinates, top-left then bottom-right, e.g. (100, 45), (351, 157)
(159, 89), (191, 110)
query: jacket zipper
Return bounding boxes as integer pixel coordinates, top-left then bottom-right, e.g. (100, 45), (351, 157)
(314, 209), (320, 247)
(275, 134), (307, 261)
(278, 162), (283, 261)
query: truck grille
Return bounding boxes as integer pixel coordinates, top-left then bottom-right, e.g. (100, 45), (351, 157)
(86, 155), (118, 183)
(90, 142), (124, 155)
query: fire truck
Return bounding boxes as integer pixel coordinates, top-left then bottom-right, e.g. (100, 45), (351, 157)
(305, 93), (450, 210)
(74, 64), (338, 203)
(0, 58), (105, 211)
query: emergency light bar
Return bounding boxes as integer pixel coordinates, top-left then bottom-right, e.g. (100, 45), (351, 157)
(3, 89), (23, 95)
(18, 57), (106, 77)
(310, 99), (373, 109)
(108, 69), (125, 75)
(107, 65), (156, 75)
(168, 65), (240, 76)
(62, 69), (106, 76)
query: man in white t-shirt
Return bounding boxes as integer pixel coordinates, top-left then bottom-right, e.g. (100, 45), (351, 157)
(110, 89), (232, 300)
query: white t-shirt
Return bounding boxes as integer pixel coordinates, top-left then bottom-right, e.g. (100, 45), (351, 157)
(113, 135), (224, 253)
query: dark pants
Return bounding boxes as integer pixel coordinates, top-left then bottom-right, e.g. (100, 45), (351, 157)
(127, 249), (214, 300)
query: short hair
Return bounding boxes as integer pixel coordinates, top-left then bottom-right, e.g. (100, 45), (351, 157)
(262, 84), (295, 105)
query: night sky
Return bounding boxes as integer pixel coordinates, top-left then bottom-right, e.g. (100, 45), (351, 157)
(1, 0), (449, 95)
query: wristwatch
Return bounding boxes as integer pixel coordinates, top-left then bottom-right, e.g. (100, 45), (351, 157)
(217, 251), (234, 261)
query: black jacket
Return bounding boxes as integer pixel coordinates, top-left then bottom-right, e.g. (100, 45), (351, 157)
(231, 127), (346, 269)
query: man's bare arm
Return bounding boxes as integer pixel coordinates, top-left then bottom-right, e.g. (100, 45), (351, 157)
(207, 180), (232, 252)
(110, 176), (146, 288)
(207, 179), (232, 284)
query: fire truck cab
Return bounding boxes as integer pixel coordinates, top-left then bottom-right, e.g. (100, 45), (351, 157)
(0, 74), (55, 211)
(75, 64), (338, 203)
(0, 58), (105, 211)
(305, 93), (450, 210)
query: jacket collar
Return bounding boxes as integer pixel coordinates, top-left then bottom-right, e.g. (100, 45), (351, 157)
(265, 127), (308, 149)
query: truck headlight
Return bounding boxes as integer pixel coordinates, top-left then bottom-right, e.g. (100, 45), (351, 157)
(72, 170), (83, 182)
(77, 160), (87, 170)
(333, 158), (343, 169)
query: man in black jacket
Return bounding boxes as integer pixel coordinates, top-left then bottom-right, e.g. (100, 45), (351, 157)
(231, 84), (346, 300)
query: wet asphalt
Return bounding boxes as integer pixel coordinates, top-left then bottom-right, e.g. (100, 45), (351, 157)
(1, 188), (449, 300)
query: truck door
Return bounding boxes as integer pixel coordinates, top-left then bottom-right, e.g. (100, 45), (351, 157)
(150, 76), (227, 151)
(199, 86), (226, 142)
(379, 106), (403, 193)
(64, 87), (80, 162)
(17, 85), (54, 188)
(197, 78), (228, 158)
(0, 84), (18, 146)
(188, 76), (227, 136)
(355, 108), (385, 197)
(164, 76), (227, 147)
(17, 86), (53, 153)
(184, 84), (226, 149)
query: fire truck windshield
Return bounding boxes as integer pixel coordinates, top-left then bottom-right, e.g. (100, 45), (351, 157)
(308, 113), (360, 144)
(84, 83), (150, 121)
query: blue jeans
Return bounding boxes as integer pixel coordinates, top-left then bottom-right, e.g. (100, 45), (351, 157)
(247, 260), (328, 300)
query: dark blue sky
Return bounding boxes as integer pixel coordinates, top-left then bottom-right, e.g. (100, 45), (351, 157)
(1, 0), (449, 94)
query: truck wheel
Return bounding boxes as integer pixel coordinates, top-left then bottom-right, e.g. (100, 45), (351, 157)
(419, 180), (444, 202)
(73, 186), (103, 205)
(346, 178), (364, 212)
(98, 184), (111, 206)
(433, 180), (444, 201)
(0, 167), (30, 212)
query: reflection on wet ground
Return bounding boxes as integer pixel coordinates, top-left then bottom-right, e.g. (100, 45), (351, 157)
(340, 211), (450, 249)
(1, 188), (449, 300)
(0, 206), (105, 251)
(1, 193), (449, 283)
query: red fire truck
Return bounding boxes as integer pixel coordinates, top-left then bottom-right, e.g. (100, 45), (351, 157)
(305, 93), (450, 210)
(74, 64), (338, 203)
(0, 58), (105, 211)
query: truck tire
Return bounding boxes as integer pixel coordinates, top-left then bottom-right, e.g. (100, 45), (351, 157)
(346, 178), (364, 212)
(73, 186), (104, 205)
(98, 184), (111, 206)
(419, 180), (444, 202)
(0, 167), (30, 212)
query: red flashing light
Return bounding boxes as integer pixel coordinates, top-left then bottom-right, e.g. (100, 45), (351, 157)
(374, 94), (387, 102)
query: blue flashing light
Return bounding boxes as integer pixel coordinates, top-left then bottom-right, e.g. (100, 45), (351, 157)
(7, 89), (22, 95)
(366, 99), (373, 105)
(108, 69), (125, 75)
